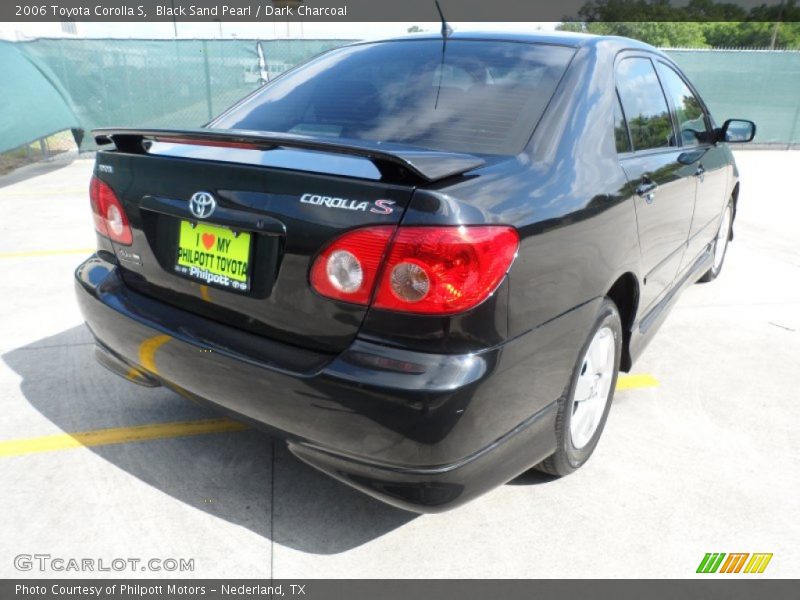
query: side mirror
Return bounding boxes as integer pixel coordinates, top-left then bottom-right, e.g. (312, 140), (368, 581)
(718, 119), (756, 143)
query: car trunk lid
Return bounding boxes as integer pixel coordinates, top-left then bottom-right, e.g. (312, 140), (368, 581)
(91, 128), (484, 353)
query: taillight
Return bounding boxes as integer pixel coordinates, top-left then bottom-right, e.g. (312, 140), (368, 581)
(310, 225), (519, 315)
(309, 226), (394, 305)
(373, 226), (519, 315)
(90, 175), (132, 245)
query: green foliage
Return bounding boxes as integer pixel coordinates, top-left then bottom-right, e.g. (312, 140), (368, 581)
(701, 21), (800, 48)
(683, 0), (748, 21)
(558, 0), (800, 48)
(558, 22), (585, 33)
(576, 0), (692, 22)
(574, 22), (710, 47)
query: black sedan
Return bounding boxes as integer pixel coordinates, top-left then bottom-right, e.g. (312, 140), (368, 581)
(75, 31), (754, 512)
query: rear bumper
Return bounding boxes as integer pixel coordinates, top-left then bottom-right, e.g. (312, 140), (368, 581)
(75, 254), (590, 512)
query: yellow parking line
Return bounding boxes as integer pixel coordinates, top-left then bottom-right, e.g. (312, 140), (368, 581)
(616, 373), (659, 390)
(124, 334), (172, 380)
(0, 247), (93, 259)
(0, 418), (249, 458)
(138, 334), (171, 374)
(0, 371), (657, 458)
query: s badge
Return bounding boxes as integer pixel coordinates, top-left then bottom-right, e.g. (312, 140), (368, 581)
(370, 199), (395, 215)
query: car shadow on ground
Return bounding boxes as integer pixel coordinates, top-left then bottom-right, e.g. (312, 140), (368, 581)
(506, 470), (558, 486)
(2, 326), (416, 555)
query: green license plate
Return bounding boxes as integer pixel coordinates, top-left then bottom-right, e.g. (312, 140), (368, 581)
(175, 220), (252, 292)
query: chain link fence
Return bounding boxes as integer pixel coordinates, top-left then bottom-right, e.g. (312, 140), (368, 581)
(1, 39), (798, 156)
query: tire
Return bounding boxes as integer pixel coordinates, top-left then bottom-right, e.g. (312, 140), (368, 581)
(697, 199), (733, 283)
(536, 298), (622, 477)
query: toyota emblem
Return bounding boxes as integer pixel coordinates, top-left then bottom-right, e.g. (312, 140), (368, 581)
(189, 191), (216, 219)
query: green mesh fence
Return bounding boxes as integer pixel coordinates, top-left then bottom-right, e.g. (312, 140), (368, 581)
(4, 38), (352, 152)
(2, 40), (798, 155)
(0, 41), (80, 153)
(666, 49), (800, 146)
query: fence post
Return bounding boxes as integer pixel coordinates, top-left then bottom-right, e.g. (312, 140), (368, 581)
(788, 101), (800, 150)
(202, 40), (213, 120)
(39, 137), (49, 160)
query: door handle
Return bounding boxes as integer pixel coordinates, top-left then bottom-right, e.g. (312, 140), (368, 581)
(636, 179), (658, 204)
(694, 164), (706, 182)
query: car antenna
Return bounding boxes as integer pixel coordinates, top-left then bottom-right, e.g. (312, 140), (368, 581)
(434, 0), (452, 110)
(436, 0), (453, 39)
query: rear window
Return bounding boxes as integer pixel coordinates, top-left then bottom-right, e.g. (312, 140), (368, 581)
(211, 40), (575, 156)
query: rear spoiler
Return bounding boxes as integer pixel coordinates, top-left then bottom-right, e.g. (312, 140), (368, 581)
(93, 128), (485, 183)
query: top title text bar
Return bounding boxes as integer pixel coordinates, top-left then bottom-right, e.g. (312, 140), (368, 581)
(2, 0), (798, 23)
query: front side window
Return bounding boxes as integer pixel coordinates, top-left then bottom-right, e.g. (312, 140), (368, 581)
(211, 40), (575, 156)
(657, 64), (711, 147)
(615, 57), (675, 151)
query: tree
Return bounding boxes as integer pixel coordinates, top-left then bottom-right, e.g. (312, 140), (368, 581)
(557, 21), (709, 47)
(575, 0), (682, 22)
(683, 0), (748, 21)
(556, 0), (800, 49)
(703, 21), (800, 48)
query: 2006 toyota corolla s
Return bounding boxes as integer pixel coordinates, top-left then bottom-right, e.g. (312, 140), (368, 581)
(75, 32), (755, 512)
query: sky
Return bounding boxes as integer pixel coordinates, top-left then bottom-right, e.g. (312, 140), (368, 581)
(0, 21), (559, 41)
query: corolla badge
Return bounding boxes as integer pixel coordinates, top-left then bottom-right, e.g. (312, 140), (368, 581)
(189, 191), (217, 219)
(300, 193), (395, 215)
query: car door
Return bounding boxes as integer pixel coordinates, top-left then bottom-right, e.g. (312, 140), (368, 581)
(655, 61), (731, 272)
(615, 55), (697, 317)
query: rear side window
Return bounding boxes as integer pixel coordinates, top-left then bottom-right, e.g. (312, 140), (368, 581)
(657, 64), (711, 147)
(211, 40), (575, 156)
(615, 57), (675, 151)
